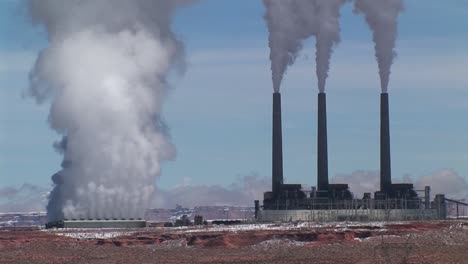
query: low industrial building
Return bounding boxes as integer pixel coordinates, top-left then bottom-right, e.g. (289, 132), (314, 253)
(46, 219), (147, 229)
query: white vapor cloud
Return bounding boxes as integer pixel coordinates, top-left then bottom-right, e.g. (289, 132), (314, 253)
(0, 175), (268, 212)
(27, 0), (192, 222)
(354, 0), (404, 92)
(331, 169), (468, 200)
(331, 170), (380, 198)
(2, 170), (466, 213)
(415, 169), (468, 200)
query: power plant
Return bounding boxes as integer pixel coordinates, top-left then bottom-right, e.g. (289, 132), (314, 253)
(257, 92), (447, 222)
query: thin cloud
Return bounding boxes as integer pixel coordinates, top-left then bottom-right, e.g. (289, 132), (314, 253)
(0, 184), (48, 213)
(152, 174), (269, 208)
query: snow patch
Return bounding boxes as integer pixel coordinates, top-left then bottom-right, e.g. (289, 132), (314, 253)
(174, 221), (387, 234)
(251, 239), (307, 250)
(53, 231), (134, 239)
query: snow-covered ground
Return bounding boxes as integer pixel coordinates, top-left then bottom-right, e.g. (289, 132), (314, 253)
(40, 221), (428, 240)
(0, 212), (46, 216)
(0, 220), (17, 226)
(173, 221), (390, 234)
(53, 231), (135, 239)
(251, 238), (308, 250)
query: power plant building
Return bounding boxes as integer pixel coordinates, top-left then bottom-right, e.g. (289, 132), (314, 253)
(256, 92), (447, 222)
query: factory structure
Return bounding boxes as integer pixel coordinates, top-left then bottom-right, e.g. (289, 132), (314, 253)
(46, 219), (147, 229)
(45, 89), (449, 229)
(255, 92), (447, 222)
(45, 91), (448, 228)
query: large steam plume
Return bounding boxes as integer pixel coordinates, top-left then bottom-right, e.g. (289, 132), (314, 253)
(27, 0), (191, 221)
(263, 0), (348, 92)
(354, 0), (404, 92)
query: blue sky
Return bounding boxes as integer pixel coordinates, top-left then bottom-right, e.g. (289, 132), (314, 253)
(1, 0), (468, 191)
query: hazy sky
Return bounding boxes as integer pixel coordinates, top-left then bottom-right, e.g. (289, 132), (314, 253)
(1, 0), (468, 191)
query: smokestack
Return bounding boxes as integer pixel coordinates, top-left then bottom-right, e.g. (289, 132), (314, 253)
(272, 92), (283, 197)
(380, 93), (392, 192)
(317, 92), (329, 192)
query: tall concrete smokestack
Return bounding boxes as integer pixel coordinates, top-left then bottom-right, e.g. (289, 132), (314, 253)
(380, 93), (392, 193)
(317, 93), (329, 192)
(272, 92), (284, 197)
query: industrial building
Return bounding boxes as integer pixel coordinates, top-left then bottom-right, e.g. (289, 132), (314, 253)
(256, 92), (447, 222)
(46, 219), (147, 229)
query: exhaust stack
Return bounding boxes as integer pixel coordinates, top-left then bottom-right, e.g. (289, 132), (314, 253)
(380, 93), (392, 193)
(272, 92), (284, 197)
(317, 93), (329, 192)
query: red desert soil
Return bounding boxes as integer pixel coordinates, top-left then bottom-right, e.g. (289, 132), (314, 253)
(0, 221), (467, 264)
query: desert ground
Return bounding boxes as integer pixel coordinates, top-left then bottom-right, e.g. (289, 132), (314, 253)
(1, 221), (467, 264)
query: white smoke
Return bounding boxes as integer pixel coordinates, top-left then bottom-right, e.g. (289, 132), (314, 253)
(415, 169), (468, 201)
(331, 170), (380, 198)
(263, 0), (318, 92)
(27, 0), (192, 221)
(315, 0), (349, 92)
(332, 169), (468, 201)
(354, 0), (404, 93)
(263, 0), (349, 92)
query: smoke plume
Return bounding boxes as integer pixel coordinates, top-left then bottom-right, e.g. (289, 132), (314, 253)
(415, 169), (468, 201)
(27, 0), (191, 221)
(263, 0), (348, 92)
(263, 0), (317, 92)
(354, 0), (404, 92)
(332, 169), (468, 201)
(331, 170), (380, 198)
(315, 0), (349, 92)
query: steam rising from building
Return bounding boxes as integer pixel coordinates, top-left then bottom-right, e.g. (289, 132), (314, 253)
(354, 0), (404, 92)
(27, 0), (191, 222)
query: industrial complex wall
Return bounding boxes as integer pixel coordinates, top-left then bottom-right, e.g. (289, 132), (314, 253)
(47, 220), (147, 229)
(258, 209), (440, 222)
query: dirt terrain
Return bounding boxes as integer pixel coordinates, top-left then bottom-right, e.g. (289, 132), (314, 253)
(0, 221), (467, 263)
